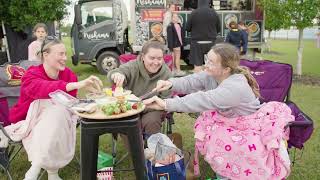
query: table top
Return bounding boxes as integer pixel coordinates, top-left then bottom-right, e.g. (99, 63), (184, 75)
(74, 105), (145, 120)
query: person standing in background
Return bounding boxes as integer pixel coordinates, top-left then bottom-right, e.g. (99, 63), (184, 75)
(238, 21), (249, 55)
(167, 13), (186, 76)
(28, 23), (48, 61)
(225, 21), (247, 55)
(163, 4), (176, 42)
(186, 0), (221, 73)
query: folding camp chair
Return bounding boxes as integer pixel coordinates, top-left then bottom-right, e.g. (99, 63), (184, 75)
(0, 60), (44, 180)
(240, 59), (314, 162)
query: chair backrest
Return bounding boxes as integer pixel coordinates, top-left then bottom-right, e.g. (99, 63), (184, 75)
(240, 59), (293, 102)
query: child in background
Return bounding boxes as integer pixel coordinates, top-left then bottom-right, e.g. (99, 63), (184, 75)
(238, 21), (249, 55)
(225, 21), (246, 54)
(28, 23), (48, 61)
(167, 13), (185, 76)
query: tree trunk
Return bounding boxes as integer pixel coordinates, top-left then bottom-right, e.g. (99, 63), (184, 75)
(268, 30), (272, 39)
(297, 29), (304, 76)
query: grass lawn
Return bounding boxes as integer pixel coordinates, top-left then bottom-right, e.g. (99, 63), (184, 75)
(1, 38), (319, 180)
(260, 39), (320, 77)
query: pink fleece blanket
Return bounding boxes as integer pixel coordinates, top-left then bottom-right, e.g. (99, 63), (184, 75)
(194, 102), (294, 180)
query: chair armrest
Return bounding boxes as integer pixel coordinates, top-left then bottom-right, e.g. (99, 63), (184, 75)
(0, 122), (14, 142)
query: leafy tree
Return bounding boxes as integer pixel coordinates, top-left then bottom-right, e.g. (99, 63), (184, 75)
(0, 0), (70, 31)
(284, 0), (320, 75)
(258, 0), (290, 38)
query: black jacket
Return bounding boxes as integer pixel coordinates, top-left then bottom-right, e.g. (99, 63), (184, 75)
(186, 0), (221, 41)
(225, 29), (245, 49)
(167, 23), (185, 51)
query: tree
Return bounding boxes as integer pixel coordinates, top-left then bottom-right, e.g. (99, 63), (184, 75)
(258, 0), (290, 39)
(0, 0), (70, 31)
(285, 0), (320, 76)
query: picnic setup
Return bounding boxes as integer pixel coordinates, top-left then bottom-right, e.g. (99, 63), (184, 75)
(0, 0), (319, 179)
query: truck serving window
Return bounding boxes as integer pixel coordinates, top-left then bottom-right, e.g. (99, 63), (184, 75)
(81, 1), (113, 27)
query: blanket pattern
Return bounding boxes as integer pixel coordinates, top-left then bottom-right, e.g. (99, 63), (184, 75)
(194, 102), (294, 180)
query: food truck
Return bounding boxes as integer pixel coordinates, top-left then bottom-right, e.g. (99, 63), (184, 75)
(72, 0), (264, 74)
(131, 0), (264, 52)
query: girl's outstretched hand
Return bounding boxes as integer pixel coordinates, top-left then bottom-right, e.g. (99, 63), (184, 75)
(79, 75), (103, 93)
(152, 80), (172, 92)
(143, 96), (166, 110)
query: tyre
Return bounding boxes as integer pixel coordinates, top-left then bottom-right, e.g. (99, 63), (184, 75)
(96, 51), (120, 74)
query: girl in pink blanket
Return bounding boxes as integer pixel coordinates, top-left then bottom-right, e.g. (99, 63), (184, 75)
(7, 37), (103, 180)
(144, 43), (293, 180)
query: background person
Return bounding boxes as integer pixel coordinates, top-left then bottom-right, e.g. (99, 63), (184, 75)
(144, 43), (291, 179)
(238, 21), (249, 55)
(107, 41), (172, 135)
(186, 0), (221, 72)
(28, 23), (48, 61)
(163, 4), (176, 42)
(225, 21), (247, 54)
(167, 13), (186, 76)
(9, 37), (102, 180)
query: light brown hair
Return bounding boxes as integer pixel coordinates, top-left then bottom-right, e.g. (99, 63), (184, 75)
(229, 21), (238, 29)
(211, 43), (260, 97)
(32, 23), (48, 35)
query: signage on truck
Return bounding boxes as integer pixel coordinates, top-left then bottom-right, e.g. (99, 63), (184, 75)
(136, 0), (165, 9)
(83, 31), (110, 40)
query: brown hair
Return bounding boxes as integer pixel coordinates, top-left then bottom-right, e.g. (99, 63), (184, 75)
(211, 43), (260, 97)
(229, 21), (238, 29)
(32, 23), (48, 35)
(141, 40), (165, 55)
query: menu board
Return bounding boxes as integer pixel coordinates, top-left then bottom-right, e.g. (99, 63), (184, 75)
(134, 0), (166, 46)
(245, 20), (262, 42)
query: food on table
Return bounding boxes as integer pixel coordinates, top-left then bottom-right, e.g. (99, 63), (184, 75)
(114, 86), (124, 96)
(86, 92), (106, 100)
(101, 100), (143, 116)
(105, 88), (113, 96)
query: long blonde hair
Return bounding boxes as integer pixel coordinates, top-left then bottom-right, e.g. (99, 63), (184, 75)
(211, 43), (260, 97)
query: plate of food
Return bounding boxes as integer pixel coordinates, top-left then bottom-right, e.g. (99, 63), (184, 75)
(74, 94), (145, 120)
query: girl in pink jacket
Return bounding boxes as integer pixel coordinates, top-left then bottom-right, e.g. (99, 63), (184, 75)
(10, 37), (102, 180)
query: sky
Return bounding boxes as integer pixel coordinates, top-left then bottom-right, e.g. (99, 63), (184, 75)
(62, 0), (131, 25)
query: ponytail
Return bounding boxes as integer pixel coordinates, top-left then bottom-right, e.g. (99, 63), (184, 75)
(236, 66), (260, 98)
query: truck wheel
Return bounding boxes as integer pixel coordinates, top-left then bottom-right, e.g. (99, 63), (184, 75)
(96, 51), (119, 74)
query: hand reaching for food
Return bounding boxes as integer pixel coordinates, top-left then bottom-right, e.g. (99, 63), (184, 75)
(152, 80), (172, 92)
(143, 96), (166, 110)
(78, 75), (103, 93)
(111, 72), (125, 87)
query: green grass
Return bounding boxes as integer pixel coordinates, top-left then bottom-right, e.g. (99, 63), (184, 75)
(1, 38), (319, 179)
(260, 39), (320, 77)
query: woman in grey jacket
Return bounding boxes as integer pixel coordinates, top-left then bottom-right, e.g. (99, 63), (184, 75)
(143, 43), (261, 118)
